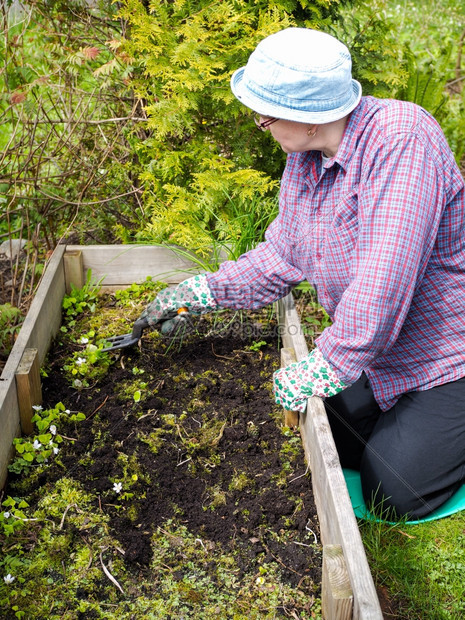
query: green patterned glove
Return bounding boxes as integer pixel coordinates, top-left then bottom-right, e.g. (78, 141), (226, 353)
(273, 347), (347, 412)
(143, 274), (218, 329)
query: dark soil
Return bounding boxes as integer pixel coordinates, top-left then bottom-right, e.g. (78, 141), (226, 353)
(3, 307), (323, 616)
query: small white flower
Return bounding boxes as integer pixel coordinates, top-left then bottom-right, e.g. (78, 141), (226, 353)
(4, 574), (15, 584)
(3, 512), (10, 519)
(65, 409), (70, 414)
(76, 357), (86, 366)
(49, 425), (57, 435)
(73, 380), (83, 388)
(53, 447), (60, 455)
(33, 440), (42, 450)
(79, 337), (89, 344)
(32, 405), (43, 412)
(113, 482), (123, 494)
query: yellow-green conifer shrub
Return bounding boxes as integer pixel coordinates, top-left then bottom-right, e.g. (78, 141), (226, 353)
(118, 0), (446, 256)
(117, 0), (343, 255)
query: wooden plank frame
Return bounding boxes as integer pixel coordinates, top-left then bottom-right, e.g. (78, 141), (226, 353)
(0, 244), (382, 618)
(65, 244), (207, 291)
(277, 293), (383, 619)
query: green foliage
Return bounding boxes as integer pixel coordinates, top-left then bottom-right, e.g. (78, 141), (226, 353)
(0, 0), (147, 260)
(8, 403), (85, 476)
(60, 273), (166, 389)
(115, 0), (354, 254)
(334, 1), (410, 97)
(61, 270), (101, 324)
(385, 0), (465, 163)
(113, 276), (165, 305)
(117, 0), (289, 252)
(0, 303), (22, 357)
(62, 344), (112, 389)
(245, 340), (268, 352)
(0, 497), (29, 538)
(336, 0), (465, 163)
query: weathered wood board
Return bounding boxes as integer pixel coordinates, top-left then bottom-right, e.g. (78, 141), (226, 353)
(65, 244), (207, 290)
(277, 294), (383, 619)
(0, 245), (66, 488)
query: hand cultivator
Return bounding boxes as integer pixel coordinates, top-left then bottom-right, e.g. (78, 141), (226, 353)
(101, 307), (190, 352)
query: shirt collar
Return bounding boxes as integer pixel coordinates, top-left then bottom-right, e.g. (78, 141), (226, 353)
(332, 97), (377, 170)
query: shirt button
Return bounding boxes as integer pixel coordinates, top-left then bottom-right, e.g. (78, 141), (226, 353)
(316, 252), (322, 261)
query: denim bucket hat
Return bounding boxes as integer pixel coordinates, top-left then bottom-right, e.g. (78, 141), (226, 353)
(231, 28), (362, 124)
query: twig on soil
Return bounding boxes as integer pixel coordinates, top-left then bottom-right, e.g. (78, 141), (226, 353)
(87, 395), (109, 420)
(261, 542), (303, 577)
(210, 342), (236, 360)
(305, 522), (318, 545)
(211, 421), (227, 447)
(195, 538), (206, 550)
(58, 503), (81, 530)
(137, 410), (158, 421)
(99, 548), (125, 595)
(289, 465), (309, 483)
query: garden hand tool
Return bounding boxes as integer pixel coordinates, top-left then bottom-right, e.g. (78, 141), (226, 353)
(102, 274), (218, 352)
(101, 307), (190, 352)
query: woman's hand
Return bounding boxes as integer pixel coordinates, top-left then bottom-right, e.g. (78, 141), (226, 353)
(143, 274), (218, 328)
(273, 347), (347, 412)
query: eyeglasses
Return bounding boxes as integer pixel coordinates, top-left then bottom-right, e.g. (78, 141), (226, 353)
(254, 115), (279, 131)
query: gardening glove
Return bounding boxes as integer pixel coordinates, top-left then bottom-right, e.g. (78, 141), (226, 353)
(273, 347), (348, 413)
(143, 274), (218, 333)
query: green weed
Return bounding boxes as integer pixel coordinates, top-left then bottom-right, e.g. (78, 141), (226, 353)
(8, 403), (85, 476)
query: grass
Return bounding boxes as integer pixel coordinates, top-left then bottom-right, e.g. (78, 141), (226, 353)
(360, 514), (465, 618)
(384, 0), (465, 163)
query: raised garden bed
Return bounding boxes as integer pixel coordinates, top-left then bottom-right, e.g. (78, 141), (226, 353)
(0, 245), (383, 619)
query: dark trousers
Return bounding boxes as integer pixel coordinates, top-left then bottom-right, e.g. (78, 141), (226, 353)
(325, 375), (465, 520)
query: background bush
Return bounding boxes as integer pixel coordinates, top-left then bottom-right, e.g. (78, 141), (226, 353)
(1, 0), (464, 305)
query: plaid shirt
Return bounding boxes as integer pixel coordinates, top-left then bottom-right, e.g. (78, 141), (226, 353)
(207, 96), (465, 410)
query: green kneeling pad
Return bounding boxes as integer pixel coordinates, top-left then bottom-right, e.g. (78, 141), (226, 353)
(343, 468), (465, 525)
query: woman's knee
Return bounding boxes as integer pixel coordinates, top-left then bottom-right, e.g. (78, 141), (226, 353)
(360, 454), (437, 520)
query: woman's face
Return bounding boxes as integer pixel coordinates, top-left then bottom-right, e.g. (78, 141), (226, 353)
(258, 116), (314, 153)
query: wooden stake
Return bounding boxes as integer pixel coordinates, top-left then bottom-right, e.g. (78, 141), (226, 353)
(322, 544), (353, 619)
(64, 249), (84, 293)
(15, 348), (42, 435)
(280, 347), (299, 428)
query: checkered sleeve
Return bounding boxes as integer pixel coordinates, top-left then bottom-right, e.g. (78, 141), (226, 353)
(206, 215), (305, 309)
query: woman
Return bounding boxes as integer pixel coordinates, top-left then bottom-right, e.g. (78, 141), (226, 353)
(145, 28), (465, 520)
